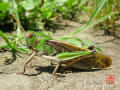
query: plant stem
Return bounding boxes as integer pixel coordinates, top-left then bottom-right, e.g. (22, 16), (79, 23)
(11, 14), (26, 34)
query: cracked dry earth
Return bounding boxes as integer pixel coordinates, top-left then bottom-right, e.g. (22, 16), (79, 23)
(0, 21), (120, 90)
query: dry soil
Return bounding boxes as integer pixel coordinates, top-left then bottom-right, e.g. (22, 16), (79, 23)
(0, 21), (120, 90)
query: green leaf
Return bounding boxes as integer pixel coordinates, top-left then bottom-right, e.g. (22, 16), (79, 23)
(26, 31), (52, 51)
(20, 0), (35, 10)
(0, 2), (9, 11)
(81, 39), (102, 52)
(35, 31), (52, 40)
(26, 33), (37, 48)
(44, 45), (54, 55)
(82, 39), (95, 46)
(59, 37), (82, 47)
(55, 0), (67, 6)
(36, 38), (47, 50)
(0, 45), (9, 49)
(6, 33), (17, 40)
(16, 44), (30, 53)
(16, 47), (29, 53)
(56, 51), (92, 61)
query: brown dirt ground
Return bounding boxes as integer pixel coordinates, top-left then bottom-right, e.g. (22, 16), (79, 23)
(0, 21), (120, 90)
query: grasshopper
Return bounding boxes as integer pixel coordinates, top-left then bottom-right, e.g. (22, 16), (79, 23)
(42, 40), (112, 74)
(21, 32), (112, 74)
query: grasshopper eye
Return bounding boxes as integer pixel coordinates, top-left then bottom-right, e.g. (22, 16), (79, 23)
(88, 45), (94, 50)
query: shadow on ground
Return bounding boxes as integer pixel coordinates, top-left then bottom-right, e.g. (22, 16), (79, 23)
(23, 65), (107, 76)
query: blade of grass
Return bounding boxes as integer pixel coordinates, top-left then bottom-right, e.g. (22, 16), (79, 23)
(16, 47), (29, 53)
(0, 30), (17, 64)
(71, 0), (107, 36)
(86, 0), (107, 25)
(12, 40), (17, 49)
(0, 31), (13, 50)
(60, 12), (118, 38)
(60, 0), (108, 38)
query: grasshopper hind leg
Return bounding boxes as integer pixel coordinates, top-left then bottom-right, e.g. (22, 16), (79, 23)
(71, 62), (92, 70)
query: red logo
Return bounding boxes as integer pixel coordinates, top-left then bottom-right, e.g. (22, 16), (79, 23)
(106, 75), (115, 85)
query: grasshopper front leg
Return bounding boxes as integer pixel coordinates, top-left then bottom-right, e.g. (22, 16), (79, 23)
(41, 55), (61, 74)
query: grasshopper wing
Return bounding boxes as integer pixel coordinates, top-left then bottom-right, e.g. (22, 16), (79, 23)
(80, 52), (112, 69)
(46, 40), (88, 52)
